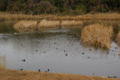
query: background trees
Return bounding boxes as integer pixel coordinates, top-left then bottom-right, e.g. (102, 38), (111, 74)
(0, 0), (120, 15)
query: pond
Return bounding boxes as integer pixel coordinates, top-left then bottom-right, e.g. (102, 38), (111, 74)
(0, 20), (120, 78)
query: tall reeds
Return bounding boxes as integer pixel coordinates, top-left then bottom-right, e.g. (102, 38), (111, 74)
(81, 24), (113, 49)
(38, 19), (60, 28)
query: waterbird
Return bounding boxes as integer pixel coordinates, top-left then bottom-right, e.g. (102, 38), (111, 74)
(90, 49), (91, 51)
(54, 42), (57, 44)
(64, 50), (65, 52)
(48, 69), (49, 72)
(22, 59), (25, 62)
(65, 54), (68, 56)
(36, 50), (38, 52)
(38, 69), (40, 72)
(82, 53), (84, 54)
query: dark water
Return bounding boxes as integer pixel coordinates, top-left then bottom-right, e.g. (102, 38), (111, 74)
(0, 20), (120, 78)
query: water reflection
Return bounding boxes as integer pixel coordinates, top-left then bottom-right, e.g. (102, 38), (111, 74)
(0, 20), (120, 78)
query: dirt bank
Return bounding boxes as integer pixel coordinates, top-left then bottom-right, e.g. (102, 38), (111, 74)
(0, 69), (119, 80)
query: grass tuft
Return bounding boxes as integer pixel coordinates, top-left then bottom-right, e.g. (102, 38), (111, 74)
(81, 23), (113, 49)
(61, 20), (83, 27)
(14, 21), (37, 32)
(38, 19), (60, 28)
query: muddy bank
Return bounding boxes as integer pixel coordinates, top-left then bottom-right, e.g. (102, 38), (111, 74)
(81, 24), (113, 49)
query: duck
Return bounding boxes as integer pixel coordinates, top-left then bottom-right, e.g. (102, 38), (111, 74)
(22, 59), (25, 62)
(65, 54), (68, 56)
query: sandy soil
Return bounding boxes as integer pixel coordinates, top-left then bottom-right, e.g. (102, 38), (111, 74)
(0, 69), (119, 80)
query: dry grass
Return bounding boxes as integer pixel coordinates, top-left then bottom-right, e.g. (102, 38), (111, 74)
(14, 21), (37, 33)
(0, 12), (44, 20)
(38, 19), (60, 28)
(53, 16), (93, 20)
(14, 21), (37, 28)
(61, 20), (83, 27)
(81, 23), (113, 49)
(50, 13), (120, 20)
(0, 12), (120, 21)
(0, 69), (119, 80)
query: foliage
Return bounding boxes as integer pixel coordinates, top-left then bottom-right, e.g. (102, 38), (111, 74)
(0, 0), (120, 15)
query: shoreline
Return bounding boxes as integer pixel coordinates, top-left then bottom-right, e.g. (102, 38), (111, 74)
(0, 12), (120, 21)
(0, 68), (119, 80)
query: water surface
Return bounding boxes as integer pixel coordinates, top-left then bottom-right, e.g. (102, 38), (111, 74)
(0, 20), (120, 78)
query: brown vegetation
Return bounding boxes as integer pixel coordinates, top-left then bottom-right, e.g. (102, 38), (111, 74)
(61, 20), (83, 27)
(38, 19), (60, 28)
(0, 12), (44, 21)
(14, 21), (37, 33)
(0, 12), (120, 21)
(81, 24), (113, 49)
(14, 21), (37, 29)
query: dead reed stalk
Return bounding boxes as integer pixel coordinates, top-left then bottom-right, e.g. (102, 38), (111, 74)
(61, 20), (83, 27)
(38, 19), (60, 28)
(0, 55), (6, 69)
(116, 31), (120, 46)
(81, 23), (113, 49)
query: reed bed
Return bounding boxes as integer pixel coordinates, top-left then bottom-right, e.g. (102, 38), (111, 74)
(0, 12), (44, 20)
(53, 16), (93, 20)
(38, 19), (60, 28)
(61, 20), (83, 27)
(14, 21), (37, 29)
(81, 23), (113, 49)
(0, 12), (120, 21)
